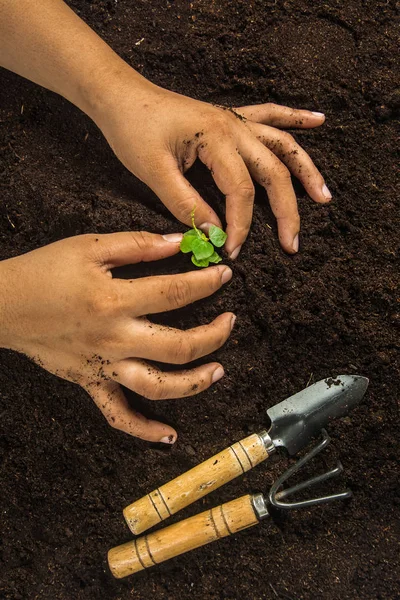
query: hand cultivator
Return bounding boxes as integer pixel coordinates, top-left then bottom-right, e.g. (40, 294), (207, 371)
(108, 375), (368, 579)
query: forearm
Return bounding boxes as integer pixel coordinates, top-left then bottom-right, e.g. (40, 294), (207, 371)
(0, 0), (152, 119)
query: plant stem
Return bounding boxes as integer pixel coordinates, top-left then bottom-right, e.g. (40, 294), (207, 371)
(191, 205), (208, 240)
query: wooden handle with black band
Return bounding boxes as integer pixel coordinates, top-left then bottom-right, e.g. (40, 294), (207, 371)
(123, 432), (270, 535)
(109, 494), (263, 579)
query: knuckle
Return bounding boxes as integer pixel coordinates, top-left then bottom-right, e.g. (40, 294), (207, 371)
(166, 278), (193, 308)
(172, 196), (197, 220)
(129, 231), (152, 252)
(281, 131), (296, 145)
(173, 336), (197, 364)
(144, 382), (168, 401)
(106, 413), (118, 428)
(82, 234), (108, 264)
(238, 179), (255, 196)
(108, 415), (124, 432)
(235, 178), (255, 203)
(211, 112), (231, 132)
(263, 103), (282, 125)
(87, 290), (120, 317)
(274, 162), (291, 181)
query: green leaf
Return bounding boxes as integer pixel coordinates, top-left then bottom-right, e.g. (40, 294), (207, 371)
(208, 251), (222, 264)
(209, 225), (227, 248)
(183, 228), (199, 238)
(180, 234), (198, 253)
(191, 255), (209, 268)
(191, 238), (214, 260)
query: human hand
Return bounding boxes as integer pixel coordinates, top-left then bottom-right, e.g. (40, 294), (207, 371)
(0, 0), (329, 259)
(94, 81), (331, 258)
(0, 232), (234, 443)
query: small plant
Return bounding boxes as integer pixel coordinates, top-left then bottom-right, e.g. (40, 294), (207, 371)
(180, 207), (227, 267)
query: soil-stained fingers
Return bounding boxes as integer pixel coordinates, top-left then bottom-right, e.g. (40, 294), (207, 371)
(85, 380), (178, 443)
(238, 134), (300, 253)
(126, 313), (235, 364)
(148, 153), (222, 230)
(234, 103), (326, 129)
(245, 122), (332, 204)
(120, 265), (232, 317)
(104, 359), (225, 401)
(198, 136), (255, 258)
(90, 230), (184, 270)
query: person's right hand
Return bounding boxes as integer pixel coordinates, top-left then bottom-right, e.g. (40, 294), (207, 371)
(94, 83), (331, 258)
(0, 0), (330, 259)
(0, 231), (234, 443)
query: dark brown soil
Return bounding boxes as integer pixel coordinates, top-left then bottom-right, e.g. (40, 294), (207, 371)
(1, 1), (399, 599)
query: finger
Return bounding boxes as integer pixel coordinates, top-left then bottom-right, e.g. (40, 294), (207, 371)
(234, 103), (326, 129)
(198, 137), (254, 258)
(85, 380), (177, 443)
(105, 359), (225, 400)
(94, 231), (183, 269)
(149, 154), (222, 229)
(120, 265), (232, 316)
(246, 122), (332, 203)
(239, 135), (300, 254)
(126, 312), (235, 364)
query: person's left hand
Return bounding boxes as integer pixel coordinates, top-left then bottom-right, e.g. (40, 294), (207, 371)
(93, 80), (331, 259)
(0, 231), (234, 443)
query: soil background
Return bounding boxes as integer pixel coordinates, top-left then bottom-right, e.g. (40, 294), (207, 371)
(0, 1), (399, 599)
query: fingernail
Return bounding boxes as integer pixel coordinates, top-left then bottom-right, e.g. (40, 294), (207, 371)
(212, 366), (224, 383)
(312, 111), (325, 117)
(230, 314), (237, 331)
(199, 222), (214, 233)
(322, 184), (332, 200)
(229, 245), (242, 260)
(221, 267), (232, 285)
(160, 434), (176, 444)
(162, 233), (183, 242)
(292, 234), (299, 253)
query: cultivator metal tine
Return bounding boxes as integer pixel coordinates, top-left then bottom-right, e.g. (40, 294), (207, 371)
(269, 429), (352, 510)
(275, 462), (345, 500)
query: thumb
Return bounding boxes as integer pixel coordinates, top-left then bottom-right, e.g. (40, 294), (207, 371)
(86, 380), (177, 444)
(96, 231), (183, 269)
(150, 155), (222, 229)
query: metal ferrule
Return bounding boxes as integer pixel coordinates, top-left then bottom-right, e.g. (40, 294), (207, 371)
(251, 493), (269, 520)
(258, 430), (276, 455)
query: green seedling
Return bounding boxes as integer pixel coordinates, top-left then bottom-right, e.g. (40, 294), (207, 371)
(180, 207), (227, 267)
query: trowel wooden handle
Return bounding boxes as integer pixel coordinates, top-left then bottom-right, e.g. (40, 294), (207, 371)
(109, 494), (261, 579)
(123, 431), (270, 535)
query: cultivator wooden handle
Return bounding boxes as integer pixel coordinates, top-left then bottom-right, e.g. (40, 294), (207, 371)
(123, 431), (271, 535)
(109, 494), (265, 579)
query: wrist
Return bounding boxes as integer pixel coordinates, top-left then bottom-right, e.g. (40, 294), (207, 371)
(79, 57), (158, 125)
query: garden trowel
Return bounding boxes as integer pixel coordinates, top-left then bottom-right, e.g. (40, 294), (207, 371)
(109, 428), (355, 578)
(123, 374), (368, 535)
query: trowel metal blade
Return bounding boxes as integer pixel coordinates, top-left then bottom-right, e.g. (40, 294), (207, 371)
(267, 375), (369, 456)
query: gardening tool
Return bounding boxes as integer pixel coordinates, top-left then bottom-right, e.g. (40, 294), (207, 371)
(123, 375), (368, 535)
(108, 429), (353, 578)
